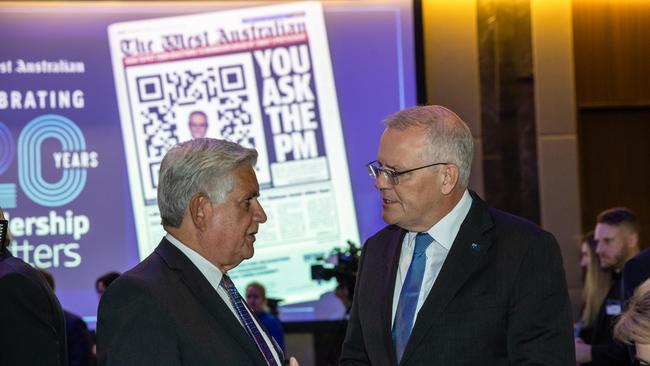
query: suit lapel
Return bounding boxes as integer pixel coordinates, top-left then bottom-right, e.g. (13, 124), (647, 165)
(400, 192), (495, 365)
(155, 238), (270, 365)
(380, 227), (407, 364)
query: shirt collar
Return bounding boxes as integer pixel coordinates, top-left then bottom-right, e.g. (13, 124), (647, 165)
(165, 233), (224, 287)
(408, 190), (472, 251)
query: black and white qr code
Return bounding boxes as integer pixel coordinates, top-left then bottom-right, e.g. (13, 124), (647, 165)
(134, 62), (257, 158)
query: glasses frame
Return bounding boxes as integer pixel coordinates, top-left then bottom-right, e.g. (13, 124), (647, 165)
(367, 160), (448, 185)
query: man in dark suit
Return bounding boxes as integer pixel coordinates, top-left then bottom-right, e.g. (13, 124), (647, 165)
(0, 207), (68, 366)
(97, 138), (295, 366)
(623, 247), (650, 300)
(340, 105), (574, 365)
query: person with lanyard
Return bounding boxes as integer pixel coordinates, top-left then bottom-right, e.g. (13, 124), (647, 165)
(576, 207), (641, 365)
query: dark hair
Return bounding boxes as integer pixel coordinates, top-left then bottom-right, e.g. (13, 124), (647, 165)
(96, 271), (121, 290)
(597, 207), (640, 233)
(582, 231), (596, 250)
(189, 110), (207, 120)
(246, 282), (267, 300)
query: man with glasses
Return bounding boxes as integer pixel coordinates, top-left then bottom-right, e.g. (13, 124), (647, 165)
(340, 105), (574, 365)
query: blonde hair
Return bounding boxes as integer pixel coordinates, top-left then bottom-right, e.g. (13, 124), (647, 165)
(581, 232), (613, 327)
(614, 278), (650, 344)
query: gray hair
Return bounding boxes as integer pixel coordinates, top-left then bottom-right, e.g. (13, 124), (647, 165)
(157, 138), (258, 228)
(384, 105), (474, 188)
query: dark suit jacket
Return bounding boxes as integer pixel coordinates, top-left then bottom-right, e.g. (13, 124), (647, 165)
(623, 248), (650, 299)
(64, 310), (93, 366)
(96, 238), (284, 366)
(340, 192), (575, 365)
(0, 251), (68, 366)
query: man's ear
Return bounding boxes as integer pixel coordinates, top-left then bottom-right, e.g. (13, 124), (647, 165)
(625, 230), (639, 250)
(188, 193), (211, 231)
(440, 164), (459, 195)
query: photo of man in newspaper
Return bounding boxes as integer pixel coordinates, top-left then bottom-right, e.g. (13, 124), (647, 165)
(188, 110), (209, 139)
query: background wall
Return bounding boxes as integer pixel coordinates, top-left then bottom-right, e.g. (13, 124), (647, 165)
(573, 0), (650, 249)
(422, 0), (649, 318)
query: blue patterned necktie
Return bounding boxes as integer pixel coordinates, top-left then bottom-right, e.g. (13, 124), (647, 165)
(220, 274), (278, 366)
(392, 232), (433, 363)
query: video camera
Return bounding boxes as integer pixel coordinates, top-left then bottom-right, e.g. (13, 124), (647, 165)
(311, 241), (360, 307)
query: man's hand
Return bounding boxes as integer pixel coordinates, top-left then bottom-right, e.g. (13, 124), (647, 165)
(575, 337), (593, 363)
(289, 356), (299, 366)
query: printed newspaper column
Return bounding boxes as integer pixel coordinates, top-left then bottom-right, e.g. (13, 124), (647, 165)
(108, 2), (359, 308)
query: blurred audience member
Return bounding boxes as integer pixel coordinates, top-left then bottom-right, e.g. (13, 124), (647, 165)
(577, 232), (613, 341)
(91, 272), (120, 362)
(95, 271), (121, 298)
(576, 207), (640, 365)
(0, 207), (68, 365)
(246, 282), (285, 350)
(614, 278), (650, 365)
(40, 269), (93, 366)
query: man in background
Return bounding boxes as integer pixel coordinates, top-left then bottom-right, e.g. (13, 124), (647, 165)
(575, 207), (641, 365)
(340, 105), (574, 365)
(0, 207), (68, 365)
(97, 138), (295, 365)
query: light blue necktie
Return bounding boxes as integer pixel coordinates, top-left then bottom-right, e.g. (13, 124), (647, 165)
(392, 232), (433, 363)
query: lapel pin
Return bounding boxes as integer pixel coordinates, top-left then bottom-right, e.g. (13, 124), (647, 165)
(470, 243), (481, 252)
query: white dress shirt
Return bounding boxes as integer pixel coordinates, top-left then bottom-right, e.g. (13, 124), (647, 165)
(391, 190), (473, 327)
(166, 234), (281, 364)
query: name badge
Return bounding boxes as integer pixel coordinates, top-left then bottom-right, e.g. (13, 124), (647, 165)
(606, 299), (622, 316)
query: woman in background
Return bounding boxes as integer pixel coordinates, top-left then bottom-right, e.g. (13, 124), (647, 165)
(577, 231), (613, 340)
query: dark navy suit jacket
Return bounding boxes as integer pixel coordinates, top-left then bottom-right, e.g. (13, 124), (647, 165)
(340, 191), (575, 365)
(0, 251), (68, 366)
(97, 238), (284, 366)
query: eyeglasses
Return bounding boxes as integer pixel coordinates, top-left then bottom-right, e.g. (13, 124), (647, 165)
(0, 219), (8, 249)
(366, 160), (448, 185)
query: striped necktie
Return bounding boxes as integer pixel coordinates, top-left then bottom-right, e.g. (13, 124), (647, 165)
(392, 232), (433, 363)
(220, 274), (278, 366)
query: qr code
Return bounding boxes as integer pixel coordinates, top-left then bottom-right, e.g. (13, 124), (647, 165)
(129, 58), (263, 195)
(134, 63), (257, 156)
